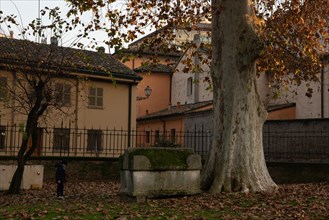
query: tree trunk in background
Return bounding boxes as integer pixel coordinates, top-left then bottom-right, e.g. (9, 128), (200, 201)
(201, 0), (277, 193)
(7, 153), (25, 194)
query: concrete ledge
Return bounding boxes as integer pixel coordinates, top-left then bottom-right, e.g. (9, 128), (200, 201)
(120, 148), (201, 199)
(0, 165), (44, 190)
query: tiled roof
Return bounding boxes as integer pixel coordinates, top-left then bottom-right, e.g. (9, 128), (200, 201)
(0, 37), (141, 80)
(134, 64), (174, 73)
(267, 103), (296, 112)
(137, 100), (213, 121)
(116, 47), (184, 58)
(138, 101), (296, 121)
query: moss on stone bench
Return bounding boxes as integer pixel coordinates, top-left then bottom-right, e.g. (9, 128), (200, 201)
(120, 148), (199, 171)
(120, 148), (202, 199)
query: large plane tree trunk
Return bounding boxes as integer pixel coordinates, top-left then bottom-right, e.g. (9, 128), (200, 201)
(201, 0), (277, 193)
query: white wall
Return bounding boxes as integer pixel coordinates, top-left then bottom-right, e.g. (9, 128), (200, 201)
(171, 50), (212, 106)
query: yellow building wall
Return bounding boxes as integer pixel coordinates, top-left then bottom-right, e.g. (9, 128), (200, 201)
(0, 69), (138, 157)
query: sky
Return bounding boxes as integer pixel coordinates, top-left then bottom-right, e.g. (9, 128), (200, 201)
(0, 0), (126, 53)
(0, 0), (69, 29)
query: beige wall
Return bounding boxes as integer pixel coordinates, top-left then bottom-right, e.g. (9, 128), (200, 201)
(268, 78), (321, 119)
(0, 71), (137, 129)
(0, 69), (138, 157)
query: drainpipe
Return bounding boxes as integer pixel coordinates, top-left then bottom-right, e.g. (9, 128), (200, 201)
(169, 72), (173, 106)
(321, 59), (325, 118)
(11, 72), (16, 126)
(128, 84), (132, 148)
(74, 78), (79, 155)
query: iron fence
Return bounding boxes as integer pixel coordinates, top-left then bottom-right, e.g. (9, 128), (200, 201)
(1, 121), (329, 163)
(263, 125), (329, 163)
(0, 125), (211, 159)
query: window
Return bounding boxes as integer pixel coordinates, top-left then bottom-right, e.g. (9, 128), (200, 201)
(88, 87), (103, 108)
(155, 130), (160, 142)
(87, 129), (103, 151)
(170, 129), (176, 143)
(145, 131), (150, 144)
(0, 126), (5, 149)
(0, 77), (7, 101)
(55, 83), (71, 106)
(53, 128), (70, 151)
(187, 77), (193, 96)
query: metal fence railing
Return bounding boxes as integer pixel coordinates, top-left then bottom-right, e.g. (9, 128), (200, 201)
(263, 129), (329, 163)
(0, 125), (211, 159)
(1, 121), (329, 163)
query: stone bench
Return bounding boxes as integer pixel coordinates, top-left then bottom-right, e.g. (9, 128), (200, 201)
(119, 147), (202, 199)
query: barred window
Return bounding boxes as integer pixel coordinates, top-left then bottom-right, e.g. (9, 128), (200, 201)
(88, 87), (103, 108)
(145, 131), (150, 143)
(87, 129), (103, 152)
(170, 129), (176, 143)
(0, 126), (5, 149)
(0, 77), (7, 101)
(53, 128), (70, 151)
(155, 130), (160, 142)
(55, 83), (71, 107)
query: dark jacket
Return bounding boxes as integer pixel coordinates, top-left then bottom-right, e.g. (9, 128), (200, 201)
(55, 162), (66, 183)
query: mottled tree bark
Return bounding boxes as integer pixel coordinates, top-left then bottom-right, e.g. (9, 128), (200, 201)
(202, 0), (277, 193)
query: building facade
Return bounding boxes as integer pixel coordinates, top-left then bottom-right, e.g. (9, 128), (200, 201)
(0, 37), (141, 157)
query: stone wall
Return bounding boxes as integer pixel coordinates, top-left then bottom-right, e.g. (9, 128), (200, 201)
(263, 119), (329, 163)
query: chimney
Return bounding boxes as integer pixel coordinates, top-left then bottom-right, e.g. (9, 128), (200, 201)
(41, 38), (47, 44)
(9, 31), (14, 38)
(193, 34), (201, 46)
(97, 46), (105, 53)
(50, 36), (58, 46)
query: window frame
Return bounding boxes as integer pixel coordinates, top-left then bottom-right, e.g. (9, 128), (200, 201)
(88, 87), (104, 108)
(145, 131), (150, 144)
(170, 129), (176, 143)
(87, 129), (103, 152)
(55, 83), (71, 107)
(187, 77), (193, 96)
(53, 128), (70, 151)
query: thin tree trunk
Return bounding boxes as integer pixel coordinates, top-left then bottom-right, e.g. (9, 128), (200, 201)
(202, 0), (277, 193)
(7, 97), (47, 194)
(8, 165), (25, 194)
